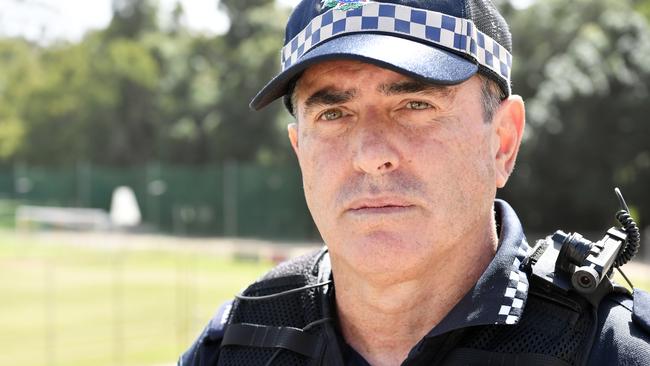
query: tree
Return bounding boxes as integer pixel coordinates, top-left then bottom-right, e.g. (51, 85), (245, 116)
(209, 0), (291, 163)
(0, 39), (40, 160)
(500, 0), (650, 232)
(107, 0), (159, 39)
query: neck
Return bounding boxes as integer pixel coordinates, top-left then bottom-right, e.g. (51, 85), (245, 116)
(331, 217), (498, 366)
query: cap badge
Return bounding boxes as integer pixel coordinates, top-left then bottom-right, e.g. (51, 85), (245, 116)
(321, 0), (370, 11)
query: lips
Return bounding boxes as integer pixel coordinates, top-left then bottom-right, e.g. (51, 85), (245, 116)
(346, 197), (415, 212)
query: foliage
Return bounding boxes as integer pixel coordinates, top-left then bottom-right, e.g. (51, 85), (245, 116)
(500, 0), (650, 232)
(211, 0), (291, 163)
(0, 39), (35, 159)
(0, 0), (290, 166)
(635, 0), (650, 20)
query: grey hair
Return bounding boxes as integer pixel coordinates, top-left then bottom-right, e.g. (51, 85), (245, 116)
(478, 74), (506, 123)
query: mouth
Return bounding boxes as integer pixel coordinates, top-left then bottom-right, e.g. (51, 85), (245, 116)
(346, 197), (416, 214)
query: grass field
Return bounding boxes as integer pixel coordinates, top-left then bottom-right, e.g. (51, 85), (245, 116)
(0, 232), (276, 366)
(0, 231), (648, 366)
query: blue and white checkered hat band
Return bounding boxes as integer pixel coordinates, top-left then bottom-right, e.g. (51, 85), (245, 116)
(281, 2), (512, 87)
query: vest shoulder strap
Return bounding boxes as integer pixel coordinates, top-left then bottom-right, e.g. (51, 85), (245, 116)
(222, 323), (322, 358)
(218, 248), (332, 366)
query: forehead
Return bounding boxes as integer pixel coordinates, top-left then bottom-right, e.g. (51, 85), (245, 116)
(297, 60), (413, 92)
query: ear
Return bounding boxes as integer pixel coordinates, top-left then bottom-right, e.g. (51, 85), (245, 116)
(492, 95), (525, 188)
(288, 122), (299, 155)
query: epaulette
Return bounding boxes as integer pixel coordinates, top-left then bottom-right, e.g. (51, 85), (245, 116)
(177, 300), (232, 366)
(206, 300), (233, 341)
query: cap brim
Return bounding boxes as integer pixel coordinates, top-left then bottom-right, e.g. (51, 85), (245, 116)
(250, 33), (479, 110)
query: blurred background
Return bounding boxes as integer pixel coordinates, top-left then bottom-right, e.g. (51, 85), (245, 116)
(0, 0), (648, 365)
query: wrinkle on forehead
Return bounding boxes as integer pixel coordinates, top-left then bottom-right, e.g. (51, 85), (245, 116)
(297, 60), (390, 96)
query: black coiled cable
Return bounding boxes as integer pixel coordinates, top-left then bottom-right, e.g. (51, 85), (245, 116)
(615, 209), (640, 267)
(614, 188), (641, 268)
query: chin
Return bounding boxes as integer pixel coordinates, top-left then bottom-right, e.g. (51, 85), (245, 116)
(330, 229), (430, 276)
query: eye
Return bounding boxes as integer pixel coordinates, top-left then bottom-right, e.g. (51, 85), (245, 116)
(406, 101), (432, 110)
(318, 108), (344, 121)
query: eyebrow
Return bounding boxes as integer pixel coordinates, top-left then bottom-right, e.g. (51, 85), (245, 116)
(300, 79), (454, 114)
(378, 80), (454, 97)
(303, 87), (357, 114)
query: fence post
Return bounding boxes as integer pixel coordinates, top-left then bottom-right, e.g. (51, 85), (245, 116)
(13, 161), (31, 198)
(76, 161), (91, 207)
(112, 249), (125, 366)
(44, 260), (56, 366)
(145, 162), (162, 229)
(223, 160), (238, 237)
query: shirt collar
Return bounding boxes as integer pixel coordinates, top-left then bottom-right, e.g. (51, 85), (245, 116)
(424, 199), (531, 338)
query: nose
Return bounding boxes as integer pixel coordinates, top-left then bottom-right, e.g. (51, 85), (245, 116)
(352, 122), (400, 176)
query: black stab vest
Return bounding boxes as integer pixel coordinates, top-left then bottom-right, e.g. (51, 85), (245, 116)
(210, 248), (611, 366)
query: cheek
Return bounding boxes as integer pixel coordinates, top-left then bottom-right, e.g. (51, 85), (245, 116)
(416, 125), (495, 201)
(297, 132), (345, 215)
(447, 129), (497, 213)
(471, 129), (497, 178)
(462, 132), (495, 185)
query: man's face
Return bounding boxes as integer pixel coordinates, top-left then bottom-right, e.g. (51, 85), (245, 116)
(288, 60), (519, 279)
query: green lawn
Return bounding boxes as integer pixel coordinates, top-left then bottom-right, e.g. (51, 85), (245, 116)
(0, 235), (273, 366)
(1, 234), (648, 366)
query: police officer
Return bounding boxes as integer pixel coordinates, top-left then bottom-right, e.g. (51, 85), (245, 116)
(180, 0), (650, 365)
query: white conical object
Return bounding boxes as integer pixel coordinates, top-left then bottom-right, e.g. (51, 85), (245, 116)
(110, 186), (142, 227)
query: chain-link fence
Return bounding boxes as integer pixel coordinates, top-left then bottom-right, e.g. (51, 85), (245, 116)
(0, 162), (318, 240)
